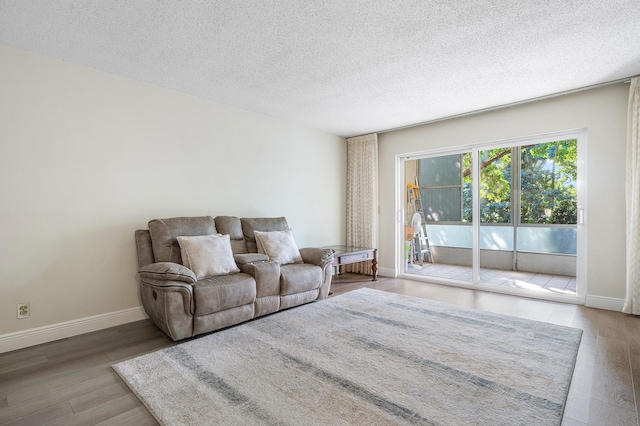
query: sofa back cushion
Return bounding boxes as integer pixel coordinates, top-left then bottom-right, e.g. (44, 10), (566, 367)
(214, 216), (248, 254)
(240, 217), (289, 253)
(148, 216), (217, 264)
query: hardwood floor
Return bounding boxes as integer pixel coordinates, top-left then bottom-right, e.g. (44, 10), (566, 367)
(1, 274), (638, 425)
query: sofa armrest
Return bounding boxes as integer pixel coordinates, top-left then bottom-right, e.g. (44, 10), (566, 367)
(234, 253), (270, 265)
(299, 248), (334, 301)
(139, 278), (195, 340)
(299, 247), (335, 267)
(139, 262), (197, 284)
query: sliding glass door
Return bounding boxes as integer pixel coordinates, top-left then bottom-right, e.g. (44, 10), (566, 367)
(403, 150), (473, 283)
(400, 131), (584, 302)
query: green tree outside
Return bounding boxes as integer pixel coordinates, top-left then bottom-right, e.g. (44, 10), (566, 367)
(461, 139), (577, 224)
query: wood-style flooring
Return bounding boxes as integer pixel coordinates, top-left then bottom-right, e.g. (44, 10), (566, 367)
(1, 273), (638, 425)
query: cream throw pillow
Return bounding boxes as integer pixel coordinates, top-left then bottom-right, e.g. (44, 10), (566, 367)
(177, 234), (240, 279)
(254, 230), (303, 265)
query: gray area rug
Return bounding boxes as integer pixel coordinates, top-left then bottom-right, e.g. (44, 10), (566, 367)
(113, 288), (582, 425)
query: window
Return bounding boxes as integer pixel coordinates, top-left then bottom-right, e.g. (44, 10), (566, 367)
(520, 140), (577, 225)
(419, 140), (577, 228)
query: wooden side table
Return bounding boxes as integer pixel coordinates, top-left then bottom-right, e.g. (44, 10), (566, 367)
(322, 245), (378, 281)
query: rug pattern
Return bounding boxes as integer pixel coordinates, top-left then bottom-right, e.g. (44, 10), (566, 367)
(113, 288), (582, 425)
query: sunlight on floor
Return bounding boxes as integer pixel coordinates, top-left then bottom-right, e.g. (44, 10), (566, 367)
(405, 263), (577, 295)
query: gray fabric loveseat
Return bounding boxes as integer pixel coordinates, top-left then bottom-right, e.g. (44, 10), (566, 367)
(135, 215), (334, 341)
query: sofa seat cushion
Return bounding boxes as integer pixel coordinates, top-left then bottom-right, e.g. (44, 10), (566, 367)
(193, 273), (256, 316)
(280, 264), (322, 296)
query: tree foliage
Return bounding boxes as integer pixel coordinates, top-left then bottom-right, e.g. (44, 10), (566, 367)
(461, 140), (577, 224)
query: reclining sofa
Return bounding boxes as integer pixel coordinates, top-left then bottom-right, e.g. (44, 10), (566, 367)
(135, 216), (334, 341)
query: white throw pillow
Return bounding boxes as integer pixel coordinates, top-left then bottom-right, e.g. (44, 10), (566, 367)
(177, 234), (240, 279)
(254, 230), (303, 265)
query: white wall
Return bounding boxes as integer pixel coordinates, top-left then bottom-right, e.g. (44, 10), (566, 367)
(379, 84), (629, 301)
(0, 44), (346, 338)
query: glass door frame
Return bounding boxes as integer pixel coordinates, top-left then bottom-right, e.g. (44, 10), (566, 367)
(395, 129), (587, 304)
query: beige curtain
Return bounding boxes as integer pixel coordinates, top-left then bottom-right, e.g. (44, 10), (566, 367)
(346, 133), (378, 275)
(624, 77), (640, 314)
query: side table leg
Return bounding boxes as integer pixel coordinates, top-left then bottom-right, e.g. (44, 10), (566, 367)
(372, 249), (378, 281)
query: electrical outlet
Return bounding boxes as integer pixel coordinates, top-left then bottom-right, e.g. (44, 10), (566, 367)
(17, 303), (30, 319)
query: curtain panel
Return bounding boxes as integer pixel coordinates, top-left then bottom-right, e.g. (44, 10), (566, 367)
(624, 77), (640, 314)
(345, 133), (378, 275)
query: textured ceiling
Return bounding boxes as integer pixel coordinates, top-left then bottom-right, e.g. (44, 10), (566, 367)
(1, 1), (639, 137)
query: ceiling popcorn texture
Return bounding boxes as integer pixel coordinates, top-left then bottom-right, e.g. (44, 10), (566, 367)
(1, 0), (639, 137)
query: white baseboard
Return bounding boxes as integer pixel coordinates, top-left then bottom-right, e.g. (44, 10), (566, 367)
(585, 295), (625, 312)
(0, 306), (148, 354)
(377, 267), (397, 278)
